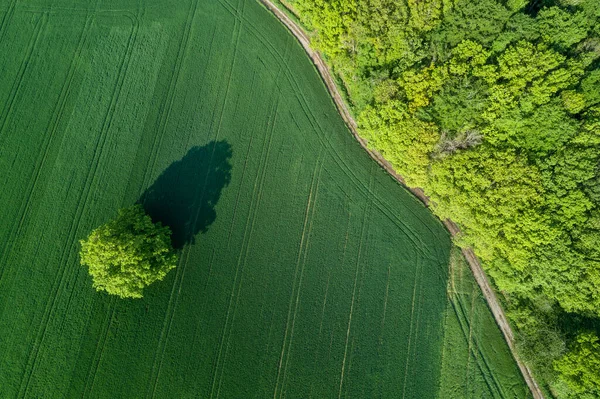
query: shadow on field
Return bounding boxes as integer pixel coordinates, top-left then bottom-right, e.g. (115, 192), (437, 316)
(139, 140), (232, 248)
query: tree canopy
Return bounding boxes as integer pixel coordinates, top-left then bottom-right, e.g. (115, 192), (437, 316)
(554, 332), (600, 398)
(79, 205), (178, 299)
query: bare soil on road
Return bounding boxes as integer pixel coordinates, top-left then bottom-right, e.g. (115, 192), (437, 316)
(258, 1), (545, 398)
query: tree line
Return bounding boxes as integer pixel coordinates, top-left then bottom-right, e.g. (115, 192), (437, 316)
(287, 0), (600, 396)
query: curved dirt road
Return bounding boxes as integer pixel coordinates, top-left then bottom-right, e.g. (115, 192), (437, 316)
(258, 1), (545, 398)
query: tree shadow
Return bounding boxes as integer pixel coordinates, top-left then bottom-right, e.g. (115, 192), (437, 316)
(139, 140), (232, 249)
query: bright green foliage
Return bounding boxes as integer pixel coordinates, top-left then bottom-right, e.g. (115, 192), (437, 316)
(581, 70), (600, 107)
(430, 77), (487, 132)
(511, 299), (566, 383)
(432, 0), (512, 48)
(554, 332), (600, 397)
(427, 145), (556, 273)
(561, 90), (586, 114)
(289, 0), (600, 395)
(406, 0), (443, 32)
(537, 7), (591, 50)
(506, 0), (528, 12)
(79, 205), (178, 299)
(400, 65), (449, 110)
(359, 100), (439, 186)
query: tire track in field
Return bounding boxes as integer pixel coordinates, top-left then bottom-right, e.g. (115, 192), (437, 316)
(464, 284), (478, 394)
(144, 247), (188, 399)
(258, 144), (306, 399)
(0, 16), (93, 283)
(273, 153), (323, 399)
(345, 335), (359, 395)
(80, 298), (118, 399)
(407, 255), (427, 396)
(401, 254), (422, 399)
(308, 210), (351, 398)
(0, 12), (47, 146)
(310, 270), (330, 393)
(209, 84), (278, 399)
(279, 155), (323, 397)
(217, 91), (289, 394)
(207, 0), (246, 140)
(140, 0), (201, 191)
(212, 76), (279, 397)
(436, 256), (459, 396)
(186, 246), (216, 359)
(337, 166), (374, 399)
(182, 246), (216, 365)
(450, 289), (507, 399)
(225, 115), (255, 248)
(380, 262), (392, 332)
(220, 66), (264, 248)
(0, 0), (18, 44)
(16, 12), (139, 398)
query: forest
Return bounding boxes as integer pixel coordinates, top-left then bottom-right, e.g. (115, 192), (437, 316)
(285, 0), (600, 397)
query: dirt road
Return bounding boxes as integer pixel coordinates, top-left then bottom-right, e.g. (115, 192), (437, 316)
(258, 1), (545, 398)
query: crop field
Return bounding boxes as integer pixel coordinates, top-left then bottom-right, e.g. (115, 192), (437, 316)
(0, 0), (526, 397)
(438, 249), (532, 398)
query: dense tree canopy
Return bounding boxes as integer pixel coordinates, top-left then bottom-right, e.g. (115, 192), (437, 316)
(79, 205), (178, 299)
(288, 0), (600, 395)
(554, 332), (600, 398)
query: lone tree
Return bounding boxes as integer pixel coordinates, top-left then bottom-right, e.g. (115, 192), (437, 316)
(79, 204), (178, 299)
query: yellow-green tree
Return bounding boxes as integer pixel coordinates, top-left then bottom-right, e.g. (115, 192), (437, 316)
(554, 332), (600, 397)
(79, 205), (178, 299)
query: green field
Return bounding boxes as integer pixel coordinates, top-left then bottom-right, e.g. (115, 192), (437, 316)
(0, 0), (526, 397)
(439, 249), (532, 399)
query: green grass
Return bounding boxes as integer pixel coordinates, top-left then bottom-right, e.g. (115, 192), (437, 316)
(0, 0), (526, 397)
(438, 248), (533, 399)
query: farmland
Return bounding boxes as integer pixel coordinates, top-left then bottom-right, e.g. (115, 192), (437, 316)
(0, 0), (526, 397)
(439, 249), (532, 399)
